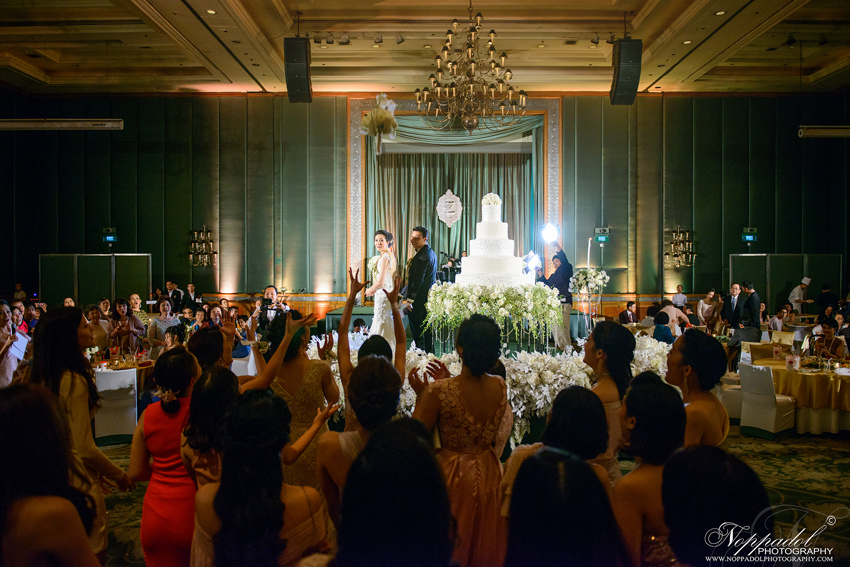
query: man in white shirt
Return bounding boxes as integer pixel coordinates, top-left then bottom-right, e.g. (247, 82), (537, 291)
(672, 285), (688, 310)
(13, 284), (26, 301)
(768, 308), (787, 332)
(788, 277), (812, 313)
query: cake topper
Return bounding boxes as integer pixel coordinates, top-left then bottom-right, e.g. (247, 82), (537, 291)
(436, 190), (463, 228)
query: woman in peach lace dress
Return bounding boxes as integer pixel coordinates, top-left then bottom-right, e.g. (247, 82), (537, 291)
(412, 314), (512, 567)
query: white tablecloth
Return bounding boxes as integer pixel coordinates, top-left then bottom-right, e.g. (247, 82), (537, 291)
(94, 368), (137, 441)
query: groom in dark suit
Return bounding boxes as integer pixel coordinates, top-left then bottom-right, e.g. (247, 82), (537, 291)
(403, 226), (438, 353)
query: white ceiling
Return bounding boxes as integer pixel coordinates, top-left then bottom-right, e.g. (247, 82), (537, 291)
(0, 0), (847, 94)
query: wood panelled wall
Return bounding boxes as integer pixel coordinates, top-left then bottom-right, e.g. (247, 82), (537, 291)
(561, 93), (849, 295)
(1, 88), (847, 297)
(0, 92), (347, 296)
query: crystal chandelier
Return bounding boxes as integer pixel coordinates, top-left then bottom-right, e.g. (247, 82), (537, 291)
(414, 0), (528, 134)
(664, 225), (696, 268)
(189, 225), (218, 267)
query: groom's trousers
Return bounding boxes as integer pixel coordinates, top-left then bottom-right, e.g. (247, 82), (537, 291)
(408, 303), (434, 354)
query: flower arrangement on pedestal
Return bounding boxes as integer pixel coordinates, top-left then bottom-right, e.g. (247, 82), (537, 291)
(424, 281), (562, 339)
(360, 93), (398, 155)
(568, 267), (610, 332)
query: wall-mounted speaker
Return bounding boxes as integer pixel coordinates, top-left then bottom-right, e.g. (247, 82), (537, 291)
(284, 37), (312, 103)
(609, 38), (642, 105)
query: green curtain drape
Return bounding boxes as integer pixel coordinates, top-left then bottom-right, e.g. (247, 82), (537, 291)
(365, 143), (544, 273)
(394, 115), (544, 145)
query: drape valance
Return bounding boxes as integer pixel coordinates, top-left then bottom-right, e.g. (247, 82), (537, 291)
(393, 115), (545, 145)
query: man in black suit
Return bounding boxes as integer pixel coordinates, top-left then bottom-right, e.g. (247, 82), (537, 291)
(618, 301), (638, 324)
(181, 282), (204, 311)
(740, 280), (761, 332)
(403, 226), (438, 353)
(721, 283), (743, 330)
(166, 280), (183, 311)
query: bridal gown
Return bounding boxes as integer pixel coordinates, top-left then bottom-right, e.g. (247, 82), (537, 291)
(368, 253), (397, 353)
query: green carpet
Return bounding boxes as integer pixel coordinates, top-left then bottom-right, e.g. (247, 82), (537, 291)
(100, 426), (850, 566)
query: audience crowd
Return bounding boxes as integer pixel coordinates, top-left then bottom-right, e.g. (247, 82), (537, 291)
(0, 275), (839, 567)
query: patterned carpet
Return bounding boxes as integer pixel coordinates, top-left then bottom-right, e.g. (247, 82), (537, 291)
(100, 426), (850, 566)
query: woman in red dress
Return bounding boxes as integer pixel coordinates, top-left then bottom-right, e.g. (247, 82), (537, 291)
(130, 346), (199, 567)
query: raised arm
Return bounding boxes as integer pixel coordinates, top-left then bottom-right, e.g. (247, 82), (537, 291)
(238, 312), (317, 393)
(338, 268), (369, 389)
(384, 276), (407, 375)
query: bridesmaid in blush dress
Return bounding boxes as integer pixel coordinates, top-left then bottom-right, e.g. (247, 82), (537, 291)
(130, 347), (200, 567)
(412, 314), (512, 567)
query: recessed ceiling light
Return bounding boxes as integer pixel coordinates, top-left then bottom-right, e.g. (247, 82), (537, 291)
(206, 9), (216, 14)
(589, 44), (598, 49)
(537, 43), (546, 48)
(683, 40), (692, 44)
(715, 10), (726, 16)
(320, 45), (328, 49)
(424, 44), (432, 49)
(372, 44), (381, 48)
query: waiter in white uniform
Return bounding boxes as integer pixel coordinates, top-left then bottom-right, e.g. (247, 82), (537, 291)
(788, 277), (812, 313)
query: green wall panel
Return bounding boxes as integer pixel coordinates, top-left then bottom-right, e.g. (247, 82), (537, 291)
(279, 98), (310, 292)
(111, 98), (139, 254)
(57, 99), (86, 254)
(768, 255), (804, 311)
(561, 98), (577, 267)
(692, 98), (723, 294)
(191, 98), (220, 293)
(663, 97), (694, 292)
(574, 98), (603, 272)
(635, 97), (663, 293)
(77, 255), (113, 308)
(774, 98), (802, 253)
(601, 103), (631, 293)
(136, 98), (165, 290)
(219, 97), (247, 294)
(246, 96), (275, 292)
(747, 99), (775, 255)
(0, 88), (15, 292)
(38, 255), (76, 307)
(84, 99), (112, 254)
(163, 98), (193, 290)
(721, 99), (750, 284)
(308, 97), (341, 294)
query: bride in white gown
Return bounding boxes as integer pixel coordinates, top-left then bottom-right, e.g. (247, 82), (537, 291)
(365, 230), (398, 353)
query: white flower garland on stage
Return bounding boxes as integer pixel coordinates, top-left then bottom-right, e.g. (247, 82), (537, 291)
(307, 332), (672, 446)
(425, 281), (563, 338)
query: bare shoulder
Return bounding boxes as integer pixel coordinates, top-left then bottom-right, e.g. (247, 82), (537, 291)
(195, 482), (219, 512)
(10, 496), (82, 534)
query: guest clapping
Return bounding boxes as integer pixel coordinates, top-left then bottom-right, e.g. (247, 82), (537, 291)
(108, 298), (145, 353)
(0, 300), (22, 388)
(147, 297), (181, 360)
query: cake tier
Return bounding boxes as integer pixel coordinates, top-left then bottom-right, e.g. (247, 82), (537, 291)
(476, 221), (508, 240)
(460, 255), (524, 275)
(455, 272), (535, 287)
(481, 203), (502, 223)
(468, 238), (515, 256)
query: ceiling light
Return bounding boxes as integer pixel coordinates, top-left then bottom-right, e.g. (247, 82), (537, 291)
(320, 45), (328, 49)
(683, 40), (692, 45)
(372, 43), (381, 48)
(591, 33), (600, 45)
(374, 34), (383, 44)
(715, 11), (726, 16)
(537, 43), (546, 48)
(589, 44), (598, 49)
(607, 33), (616, 45)
(0, 119), (124, 131)
(424, 44), (432, 49)
(206, 9), (216, 14)
(396, 33), (405, 44)
(339, 34), (350, 45)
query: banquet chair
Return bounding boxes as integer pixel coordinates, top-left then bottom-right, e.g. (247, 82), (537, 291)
(771, 331), (795, 347)
(739, 363), (795, 440)
(718, 380), (742, 424)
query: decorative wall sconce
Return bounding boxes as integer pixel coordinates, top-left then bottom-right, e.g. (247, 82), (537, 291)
(664, 225), (695, 268)
(189, 225), (218, 267)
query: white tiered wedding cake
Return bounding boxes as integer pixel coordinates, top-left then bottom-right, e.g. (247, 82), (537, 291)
(455, 193), (535, 287)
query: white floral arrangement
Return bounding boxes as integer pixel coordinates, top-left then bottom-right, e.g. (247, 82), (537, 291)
(482, 192), (502, 206)
(306, 332), (672, 445)
(84, 346), (100, 360)
(424, 281), (562, 338)
(360, 93), (398, 140)
(568, 267), (610, 295)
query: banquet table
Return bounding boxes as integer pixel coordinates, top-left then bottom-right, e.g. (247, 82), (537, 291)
(622, 323), (652, 336)
(752, 357), (850, 434)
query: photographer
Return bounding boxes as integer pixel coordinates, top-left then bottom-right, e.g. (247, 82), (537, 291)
(256, 285), (289, 334)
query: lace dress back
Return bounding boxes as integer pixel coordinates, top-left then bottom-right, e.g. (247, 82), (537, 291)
(432, 378), (509, 567)
(368, 253), (397, 354)
(271, 360), (331, 491)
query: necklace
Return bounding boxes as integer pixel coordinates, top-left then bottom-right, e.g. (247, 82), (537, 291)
(593, 371), (611, 385)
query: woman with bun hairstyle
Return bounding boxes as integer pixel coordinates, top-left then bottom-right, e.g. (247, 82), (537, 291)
(411, 314), (512, 567)
(364, 229), (398, 353)
(316, 355), (402, 526)
(129, 346), (200, 566)
(583, 320), (636, 484)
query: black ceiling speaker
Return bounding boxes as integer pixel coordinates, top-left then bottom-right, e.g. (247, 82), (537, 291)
(284, 37), (312, 103)
(610, 38), (642, 105)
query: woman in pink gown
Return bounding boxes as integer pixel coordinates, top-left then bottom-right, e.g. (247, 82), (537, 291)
(412, 314), (512, 567)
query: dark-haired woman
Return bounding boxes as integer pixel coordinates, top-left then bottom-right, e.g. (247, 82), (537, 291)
(108, 297), (146, 353)
(317, 355), (402, 526)
(267, 310), (339, 491)
(364, 229), (398, 353)
(666, 330), (730, 447)
(500, 385), (610, 517)
(0, 383), (100, 567)
(148, 297), (181, 360)
(192, 390), (329, 567)
(612, 372), (686, 567)
(583, 320), (636, 484)
(28, 307), (134, 560)
(504, 449), (633, 567)
(0, 300), (22, 388)
(411, 314), (511, 567)
(129, 347), (200, 566)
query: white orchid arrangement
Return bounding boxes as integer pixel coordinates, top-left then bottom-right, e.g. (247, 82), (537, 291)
(425, 281), (562, 338)
(568, 267), (610, 295)
(482, 192), (502, 205)
(360, 93), (398, 142)
(305, 332), (672, 445)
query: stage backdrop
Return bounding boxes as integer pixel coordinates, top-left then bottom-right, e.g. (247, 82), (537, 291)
(365, 116), (545, 279)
